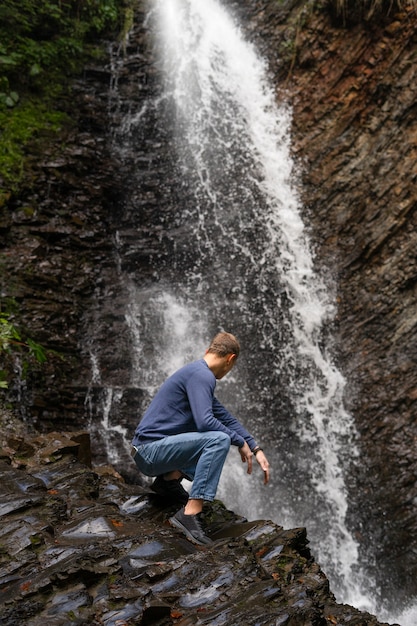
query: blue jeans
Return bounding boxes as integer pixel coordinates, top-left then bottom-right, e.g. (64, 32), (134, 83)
(132, 431), (231, 501)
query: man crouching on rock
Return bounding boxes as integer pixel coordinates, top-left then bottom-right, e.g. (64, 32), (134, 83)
(131, 331), (270, 546)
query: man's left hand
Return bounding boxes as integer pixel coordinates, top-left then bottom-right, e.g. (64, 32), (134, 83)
(238, 441), (253, 475)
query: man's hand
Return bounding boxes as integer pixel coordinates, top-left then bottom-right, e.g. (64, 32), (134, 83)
(239, 444), (270, 484)
(254, 450), (270, 485)
(239, 441), (253, 475)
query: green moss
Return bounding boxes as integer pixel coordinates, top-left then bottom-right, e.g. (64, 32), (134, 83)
(29, 534), (43, 547)
(0, 100), (69, 192)
(0, 0), (135, 195)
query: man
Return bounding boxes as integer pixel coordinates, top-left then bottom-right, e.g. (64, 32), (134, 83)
(131, 331), (270, 546)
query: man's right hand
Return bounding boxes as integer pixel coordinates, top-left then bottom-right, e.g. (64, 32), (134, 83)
(255, 450), (270, 485)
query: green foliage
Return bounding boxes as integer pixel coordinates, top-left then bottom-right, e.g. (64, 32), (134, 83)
(0, 310), (48, 389)
(0, 0), (120, 91)
(0, 0), (132, 192)
(0, 88), (19, 109)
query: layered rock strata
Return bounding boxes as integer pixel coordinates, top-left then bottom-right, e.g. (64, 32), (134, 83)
(0, 428), (394, 626)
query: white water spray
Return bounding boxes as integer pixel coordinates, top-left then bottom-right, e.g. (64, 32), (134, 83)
(125, 287), (208, 388)
(84, 349), (131, 466)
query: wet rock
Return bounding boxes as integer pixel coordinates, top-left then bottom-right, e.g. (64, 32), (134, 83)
(0, 431), (394, 625)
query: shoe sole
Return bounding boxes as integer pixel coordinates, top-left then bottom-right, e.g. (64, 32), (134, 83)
(168, 515), (212, 546)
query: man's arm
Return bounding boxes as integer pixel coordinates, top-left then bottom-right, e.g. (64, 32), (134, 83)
(212, 396), (257, 450)
(186, 370), (246, 447)
(213, 397), (271, 485)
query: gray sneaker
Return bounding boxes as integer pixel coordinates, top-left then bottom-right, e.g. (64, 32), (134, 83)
(169, 507), (213, 546)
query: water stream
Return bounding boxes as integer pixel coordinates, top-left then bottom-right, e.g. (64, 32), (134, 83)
(89, 0), (417, 623)
(141, 0), (371, 609)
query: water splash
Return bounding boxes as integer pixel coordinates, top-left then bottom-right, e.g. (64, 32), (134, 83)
(84, 348), (131, 466)
(388, 602), (417, 626)
(125, 286), (208, 388)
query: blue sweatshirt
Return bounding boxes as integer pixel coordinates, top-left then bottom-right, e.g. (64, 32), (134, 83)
(132, 359), (257, 450)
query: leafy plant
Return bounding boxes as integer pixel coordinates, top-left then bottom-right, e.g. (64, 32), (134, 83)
(0, 311), (48, 389)
(0, 0), (122, 90)
(0, 90), (19, 108)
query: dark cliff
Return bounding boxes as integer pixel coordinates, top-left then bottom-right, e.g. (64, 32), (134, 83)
(1, 0), (416, 622)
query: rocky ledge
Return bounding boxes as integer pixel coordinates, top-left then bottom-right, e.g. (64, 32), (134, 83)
(0, 425), (393, 626)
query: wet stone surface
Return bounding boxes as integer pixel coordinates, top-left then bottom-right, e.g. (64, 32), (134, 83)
(0, 431), (394, 626)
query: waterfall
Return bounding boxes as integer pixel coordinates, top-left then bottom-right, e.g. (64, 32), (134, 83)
(139, 0), (369, 608)
(100, 0), (415, 623)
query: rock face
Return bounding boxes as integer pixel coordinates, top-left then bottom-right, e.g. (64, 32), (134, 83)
(241, 0), (417, 605)
(1, 0), (417, 615)
(0, 429), (393, 626)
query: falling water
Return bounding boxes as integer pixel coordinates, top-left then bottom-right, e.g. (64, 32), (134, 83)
(141, 0), (369, 609)
(100, 0), (415, 622)
(84, 348), (130, 466)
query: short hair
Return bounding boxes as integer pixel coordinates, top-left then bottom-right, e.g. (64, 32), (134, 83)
(207, 332), (240, 358)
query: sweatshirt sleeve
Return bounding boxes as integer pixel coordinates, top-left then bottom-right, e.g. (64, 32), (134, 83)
(185, 367), (256, 449)
(212, 396), (257, 450)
